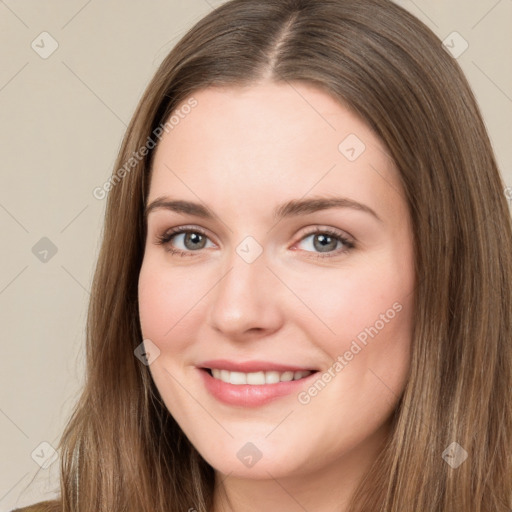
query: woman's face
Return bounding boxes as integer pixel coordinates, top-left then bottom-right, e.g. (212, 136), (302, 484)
(138, 82), (415, 481)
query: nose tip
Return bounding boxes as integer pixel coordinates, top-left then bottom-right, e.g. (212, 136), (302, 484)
(207, 251), (284, 340)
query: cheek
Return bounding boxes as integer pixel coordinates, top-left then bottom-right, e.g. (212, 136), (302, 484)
(291, 263), (414, 441)
(137, 259), (209, 410)
(290, 255), (413, 347)
(138, 262), (170, 340)
(137, 258), (208, 351)
(289, 250), (415, 406)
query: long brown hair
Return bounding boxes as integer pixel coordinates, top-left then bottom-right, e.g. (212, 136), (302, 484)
(19, 0), (512, 510)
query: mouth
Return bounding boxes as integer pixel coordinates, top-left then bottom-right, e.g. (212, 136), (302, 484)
(196, 360), (320, 407)
(201, 368), (316, 385)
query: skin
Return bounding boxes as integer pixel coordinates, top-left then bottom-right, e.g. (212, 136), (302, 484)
(138, 81), (416, 512)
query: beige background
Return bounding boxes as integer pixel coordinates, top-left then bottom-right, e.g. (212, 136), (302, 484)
(0, 0), (510, 509)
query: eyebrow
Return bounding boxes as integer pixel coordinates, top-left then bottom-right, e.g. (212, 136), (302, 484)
(144, 195), (382, 223)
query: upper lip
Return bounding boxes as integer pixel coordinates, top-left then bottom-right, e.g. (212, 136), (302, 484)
(198, 359), (318, 373)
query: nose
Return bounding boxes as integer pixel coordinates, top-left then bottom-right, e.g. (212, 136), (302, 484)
(207, 248), (285, 340)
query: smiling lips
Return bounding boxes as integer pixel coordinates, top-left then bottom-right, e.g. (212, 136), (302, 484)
(198, 359), (318, 406)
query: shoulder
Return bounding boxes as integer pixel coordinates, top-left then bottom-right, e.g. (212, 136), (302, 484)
(11, 500), (61, 512)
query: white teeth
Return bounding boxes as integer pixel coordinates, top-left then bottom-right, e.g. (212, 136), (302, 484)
(265, 371), (280, 384)
(209, 369), (313, 385)
(229, 371), (247, 385)
(247, 371), (265, 385)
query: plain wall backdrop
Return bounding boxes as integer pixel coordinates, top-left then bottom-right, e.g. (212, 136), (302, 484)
(1, 0), (511, 510)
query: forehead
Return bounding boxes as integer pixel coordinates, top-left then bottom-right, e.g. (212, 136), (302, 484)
(148, 82), (402, 218)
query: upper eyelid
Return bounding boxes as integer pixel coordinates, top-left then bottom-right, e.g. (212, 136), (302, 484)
(301, 225), (354, 240)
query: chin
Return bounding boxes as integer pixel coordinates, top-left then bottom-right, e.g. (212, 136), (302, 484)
(192, 435), (310, 479)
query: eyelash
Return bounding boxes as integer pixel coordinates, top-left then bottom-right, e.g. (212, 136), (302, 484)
(154, 225), (355, 259)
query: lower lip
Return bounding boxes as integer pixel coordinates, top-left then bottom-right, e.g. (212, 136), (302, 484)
(198, 369), (317, 407)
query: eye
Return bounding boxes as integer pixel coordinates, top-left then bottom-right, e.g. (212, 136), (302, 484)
(155, 226), (215, 256)
(295, 227), (355, 257)
(154, 225), (355, 258)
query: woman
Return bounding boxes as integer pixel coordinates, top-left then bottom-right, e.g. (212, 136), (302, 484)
(14, 0), (512, 510)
